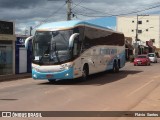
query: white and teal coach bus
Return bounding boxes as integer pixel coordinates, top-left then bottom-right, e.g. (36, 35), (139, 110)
(25, 20), (125, 82)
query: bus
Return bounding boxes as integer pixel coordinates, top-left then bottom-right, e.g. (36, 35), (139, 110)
(25, 20), (125, 82)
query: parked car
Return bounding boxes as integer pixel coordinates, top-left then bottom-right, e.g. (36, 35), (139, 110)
(148, 53), (158, 63)
(134, 54), (150, 66)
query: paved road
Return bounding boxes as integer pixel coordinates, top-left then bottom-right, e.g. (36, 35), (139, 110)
(0, 62), (160, 120)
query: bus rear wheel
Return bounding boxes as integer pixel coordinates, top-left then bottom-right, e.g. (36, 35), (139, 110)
(112, 61), (119, 73)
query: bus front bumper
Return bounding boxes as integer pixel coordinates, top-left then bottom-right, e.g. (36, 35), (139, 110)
(32, 68), (74, 80)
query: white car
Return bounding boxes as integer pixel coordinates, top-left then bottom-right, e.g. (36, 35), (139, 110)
(148, 53), (157, 63)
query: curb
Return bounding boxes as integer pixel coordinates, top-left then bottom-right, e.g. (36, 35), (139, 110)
(0, 73), (32, 82)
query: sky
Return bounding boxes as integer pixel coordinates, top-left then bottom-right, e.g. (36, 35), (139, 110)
(0, 0), (160, 35)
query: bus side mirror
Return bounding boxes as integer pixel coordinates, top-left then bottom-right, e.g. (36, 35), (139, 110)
(25, 36), (33, 49)
(69, 33), (79, 48)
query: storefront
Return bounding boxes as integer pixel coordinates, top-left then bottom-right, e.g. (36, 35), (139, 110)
(138, 45), (145, 55)
(15, 35), (32, 74)
(0, 20), (16, 75)
(146, 40), (156, 53)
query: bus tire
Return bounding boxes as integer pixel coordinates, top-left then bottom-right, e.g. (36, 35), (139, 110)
(82, 64), (89, 81)
(48, 79), (56, 83)
(112, 61), (119, 73)
(118, 59), (121, 68)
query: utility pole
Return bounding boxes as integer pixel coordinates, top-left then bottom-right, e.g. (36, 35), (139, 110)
(135, 15), (139, 43)
(66, 0), (72, 20)
(135, 14), (139, 57)
(30, 26), (33, 36)
(135, 14), (149, 57)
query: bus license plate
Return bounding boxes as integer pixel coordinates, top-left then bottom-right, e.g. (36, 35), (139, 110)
(46, 74), (53, 78)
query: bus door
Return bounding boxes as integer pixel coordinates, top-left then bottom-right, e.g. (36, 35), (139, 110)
(69, 33), (82, 78)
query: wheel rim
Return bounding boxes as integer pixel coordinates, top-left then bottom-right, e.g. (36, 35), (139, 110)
(113, 62), (118, 72)
(113, 66), (116, 72)
(82, 69), (86, 78)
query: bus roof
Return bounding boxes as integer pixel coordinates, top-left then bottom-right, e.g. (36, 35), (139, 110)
(37, 19), (120, 33)
(37, 20), (82, 31)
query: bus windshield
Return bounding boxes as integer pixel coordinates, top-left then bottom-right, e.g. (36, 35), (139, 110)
(32, 30), (73, 65)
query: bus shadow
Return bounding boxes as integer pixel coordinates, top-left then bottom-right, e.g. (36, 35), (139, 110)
(39, 70), (142, 86)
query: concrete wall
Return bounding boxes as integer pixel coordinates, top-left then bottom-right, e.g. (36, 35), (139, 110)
(117, 15), (160, 48)
(0, 21), (16, 75)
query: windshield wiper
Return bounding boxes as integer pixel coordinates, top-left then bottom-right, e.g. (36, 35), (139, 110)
(39, 45), (50, 64)
(51, 32), (62, 63)
(51, 41), (60, 63)
(54, 42), (60, 63)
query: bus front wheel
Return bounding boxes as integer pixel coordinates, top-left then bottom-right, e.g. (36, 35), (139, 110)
(48, 79), (56, 83)
(82, 65), (89, 81)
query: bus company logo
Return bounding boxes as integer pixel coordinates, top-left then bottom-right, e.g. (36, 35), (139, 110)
(2, 112), (12, 117)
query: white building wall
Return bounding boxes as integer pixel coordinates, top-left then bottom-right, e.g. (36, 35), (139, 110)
(117, 15), (160, 48)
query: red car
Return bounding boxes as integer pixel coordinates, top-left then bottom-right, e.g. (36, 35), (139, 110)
(134, 54), (150, 66)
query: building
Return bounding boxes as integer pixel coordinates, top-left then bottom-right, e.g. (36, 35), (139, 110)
(15, 35), (32, 74)
(117, 15), (160, 55)
(0, 20), (16, 75)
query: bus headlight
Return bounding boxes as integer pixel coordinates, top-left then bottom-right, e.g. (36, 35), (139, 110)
(32, 66), (40, 72)
(33, 74), (37, 78)
(65, 66), (69, 70)
(61, 63), (74, 70)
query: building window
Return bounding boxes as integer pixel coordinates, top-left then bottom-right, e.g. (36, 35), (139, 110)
(146, 20), (149, 22)
(146, 29), (148, 32)
(131, 30), (134, 32)
(138, 21), (142, 24)
(138, 30), (142, 33)
(132, 20), (134, 23)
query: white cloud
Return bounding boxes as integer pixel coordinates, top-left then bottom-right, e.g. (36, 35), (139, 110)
(0, 0), (159, 34)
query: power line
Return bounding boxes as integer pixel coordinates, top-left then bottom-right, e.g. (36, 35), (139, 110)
(72, 3), (112, 16)
(72, 0), (85, 9)
(32, 2), (66, 30)
(29, 1), (160, 34)
(117, 4), (160, 16)
(73, 3), (160, 18)
(71, 0), (85, 18)
(103, 1), (160, 16)
(72, 2), (160, 17)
